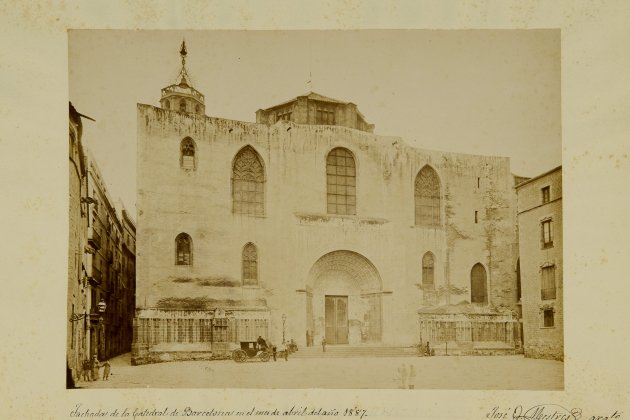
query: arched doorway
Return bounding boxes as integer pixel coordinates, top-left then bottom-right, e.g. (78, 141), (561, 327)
(306, 251), (383, 345)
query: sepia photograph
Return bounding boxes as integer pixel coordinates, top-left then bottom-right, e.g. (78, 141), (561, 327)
(66, 29), (562, 390)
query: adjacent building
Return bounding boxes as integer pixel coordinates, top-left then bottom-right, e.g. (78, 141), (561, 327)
(516, 166), (563, 360)
(67, 103), (90, 384)
(67, 102), (137, 385)
(85, 154), (137, 361)
(133, 43), (527, 364)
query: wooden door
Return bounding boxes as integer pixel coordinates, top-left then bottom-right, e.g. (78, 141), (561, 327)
(325, 295), (348, 344)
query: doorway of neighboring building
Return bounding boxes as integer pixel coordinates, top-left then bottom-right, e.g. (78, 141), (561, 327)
(325, 295), (348, 344)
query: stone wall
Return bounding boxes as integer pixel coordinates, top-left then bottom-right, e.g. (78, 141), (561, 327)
(136, 103), (519, 351)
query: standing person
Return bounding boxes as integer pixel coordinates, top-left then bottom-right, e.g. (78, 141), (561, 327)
(279, 342), (288, 361)
(408, 365), (416, 389)
(397, 364), (408, 389)
(82, 358), (91, 382)
(321, 337), (326, 352)
(102, 360), (111, 381)
(90, 355), (100, 381)
(272, 345), (277, 361)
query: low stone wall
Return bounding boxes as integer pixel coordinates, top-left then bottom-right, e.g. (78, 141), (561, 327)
(525, 342), (563, 361)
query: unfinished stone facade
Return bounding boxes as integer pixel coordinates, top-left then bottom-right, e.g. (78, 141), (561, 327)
(516, 166), (563, 360)
(133, 45), (522, 364)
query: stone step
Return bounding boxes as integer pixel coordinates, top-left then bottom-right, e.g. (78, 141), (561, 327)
(289, 346), (418, 358)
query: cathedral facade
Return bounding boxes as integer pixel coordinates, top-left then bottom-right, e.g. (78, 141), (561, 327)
(132, 44), (522, 364)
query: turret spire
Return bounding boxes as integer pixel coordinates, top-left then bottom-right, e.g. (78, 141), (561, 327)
(160, 39), (205, 115)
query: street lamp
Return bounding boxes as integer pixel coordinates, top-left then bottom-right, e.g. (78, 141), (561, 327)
(281, 313), (287, 344)
(69, 299), (107, 322)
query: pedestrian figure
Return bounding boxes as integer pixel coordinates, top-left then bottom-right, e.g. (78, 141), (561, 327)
(408, 365), (416, 389)
(90, 355), (100, 381)
(81, 359), (91, 382)
(272, 345), (277, 361)
(102, 360), (111, 381)
(425, 341), (431, 356)
(321, 337), (326, 352)
(397, 364), (408, 389)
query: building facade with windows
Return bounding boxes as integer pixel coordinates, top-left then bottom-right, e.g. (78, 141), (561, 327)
(133, 44), (523, 364)
(68, 103), (90, 384)
(85, 154), (137, 361)
(516, 166), (563, 360)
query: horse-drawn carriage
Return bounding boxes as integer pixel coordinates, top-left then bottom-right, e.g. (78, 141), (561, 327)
(231, 341), (271, 363)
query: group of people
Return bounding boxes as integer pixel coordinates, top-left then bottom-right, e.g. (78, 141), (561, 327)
(397, 364), (417, 389)
(81, 355), (111, 382)
(256, 336), (298, 361)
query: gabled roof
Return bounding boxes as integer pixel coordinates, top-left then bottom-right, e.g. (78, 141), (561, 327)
(261, 91), (353, 111)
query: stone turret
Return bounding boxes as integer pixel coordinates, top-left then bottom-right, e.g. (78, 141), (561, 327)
(160, 40), (205, 116)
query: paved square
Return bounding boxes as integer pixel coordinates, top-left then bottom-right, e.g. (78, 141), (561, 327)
(77, 353), (563, 390)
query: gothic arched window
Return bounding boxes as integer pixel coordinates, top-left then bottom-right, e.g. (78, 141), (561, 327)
(415, 165), (441, 226)
(422, 252), (435, 290)
(232, 146), (265, 215)
(180, 137), (196, 170)
(179, 99), (186, 113)
(242, 242), (258, 286)
(175, 233), (192, 266)
(164, 99), (170, 110)
(326, 147), (356, 215)
(471, 263), (487, 304)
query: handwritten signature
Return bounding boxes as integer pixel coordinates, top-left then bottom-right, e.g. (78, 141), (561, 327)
(487, 405), (622, 420)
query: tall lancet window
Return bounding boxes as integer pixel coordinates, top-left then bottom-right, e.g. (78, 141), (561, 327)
(422, 252), (435, 290)
(415, 165), (441, 226)
(242, 243), (258, 286)
(232, 146), (265, 216)
(326, 147), (356, 215)
(180, 138), (196, 170)
(175, 233), (192, 266)
(471, 263), (488, 304)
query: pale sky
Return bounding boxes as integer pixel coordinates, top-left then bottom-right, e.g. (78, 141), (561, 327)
(69, 30), (560, 212)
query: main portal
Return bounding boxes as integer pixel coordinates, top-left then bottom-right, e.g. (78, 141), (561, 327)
(325, 295), (348, 344)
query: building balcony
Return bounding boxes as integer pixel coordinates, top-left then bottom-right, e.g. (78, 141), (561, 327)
(88, 227), (101, 250)
(89, 267), (102, 284)
(161, 84), (205, 103)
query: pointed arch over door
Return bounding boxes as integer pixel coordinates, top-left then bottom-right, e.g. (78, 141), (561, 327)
(471, 263), (488, 303)
(232, 146), (265, 216)
(415, 165), (441, 226)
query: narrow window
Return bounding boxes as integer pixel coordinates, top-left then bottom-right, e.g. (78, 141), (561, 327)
(179, 99), (186, 113)
(422, 252), (435, 290)
(541, 265), (556, 300)
(543, 309), (554, 327)
(180, 138), (196, 170)
(542, 186), (550, 204)
(415, 166), (441, 226)
(164, 99), (170, 110)
(541, 219), (553, 248)
(232, 146), (265, 216)
(471, 263), (488, 304)
(475, 211), (478, 224)
(175, 233), (192, 266)
(242, 243), (258, 286)
(195, 104), (201, 114)
(326, 147), (356, 215)
(516, 258), (522, 302)
(477, 177), (480, 188)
